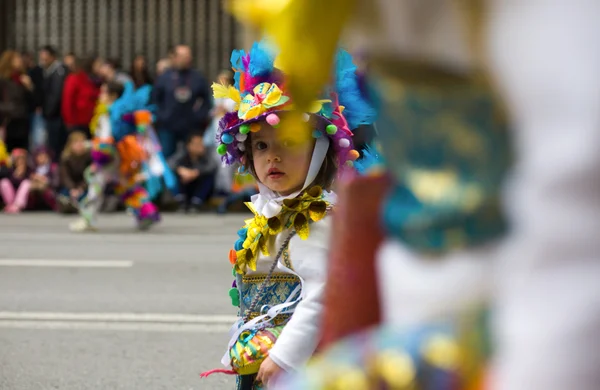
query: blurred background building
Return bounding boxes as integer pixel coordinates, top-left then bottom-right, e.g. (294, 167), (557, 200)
(0, 0), (242, 78)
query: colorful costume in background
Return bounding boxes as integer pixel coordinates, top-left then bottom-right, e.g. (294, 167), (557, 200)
(71, 83), (173, 231)
(200, 42), (374, 390)
(234, 1), (600, 390)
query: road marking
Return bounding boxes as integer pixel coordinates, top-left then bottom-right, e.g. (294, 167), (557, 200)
(0, 320), (231, 333)
(0, 312), (237, 323)
(0, 312), (238, 333)
(0, 259), (134, 268)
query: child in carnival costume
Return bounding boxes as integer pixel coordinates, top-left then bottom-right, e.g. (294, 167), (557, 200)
(199, 41), (374, 389)
(69, 81), (164, 232)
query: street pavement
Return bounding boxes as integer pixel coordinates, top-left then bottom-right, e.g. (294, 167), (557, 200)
(0, 212), (248, 390)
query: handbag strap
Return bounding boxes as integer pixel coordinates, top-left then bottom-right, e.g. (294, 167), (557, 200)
(243, 230), (298, 322)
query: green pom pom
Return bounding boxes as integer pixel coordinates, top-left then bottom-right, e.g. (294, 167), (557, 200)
(217, 144), (228, 155)
(232, 267), (236, 277)
(239, 124), (250, 134)
(326, 124), (338, 135)
(229, 288), (240, 307)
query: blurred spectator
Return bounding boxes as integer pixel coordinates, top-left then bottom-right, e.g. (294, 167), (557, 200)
(0, 148), (31, 213)
(61, 57), (100, 138)
(57, 130), (91, 212)
(99, 58), (132, 85)
(205, 69), (235, 195)
(130, 54), (153, 88)
(29, 146), (58, 210)
(153, 44), (212, 159)
(39, 45), (68, 160)
(0, 50), (34, 152)
(155, 58), (171, 77)
(63, 52), (76, 73)
(173, 132), (216, 212)
(22, 51), (46, 150)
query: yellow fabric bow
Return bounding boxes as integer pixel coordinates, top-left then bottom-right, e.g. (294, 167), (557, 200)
(238, 82), (290, 120)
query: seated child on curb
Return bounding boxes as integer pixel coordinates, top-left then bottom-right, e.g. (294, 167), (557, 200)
(29, 146), (59, 210)
(0, 148), (31, 213)
(58, 131), (92, 212)
(174, 132), (217, 212)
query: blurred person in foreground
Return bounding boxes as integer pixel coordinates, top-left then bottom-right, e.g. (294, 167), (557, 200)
(39, 45), (68, 160)
(61, 57), (100, 138)
(153, 44), (212, 159)
(0, 50), (34, 152)
(231, 1), (600, 390)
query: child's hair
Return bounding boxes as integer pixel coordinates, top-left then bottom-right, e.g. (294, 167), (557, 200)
(61, 131), (87, 161)
(241, 132), (338, 192)
(105, 81), (125, 100)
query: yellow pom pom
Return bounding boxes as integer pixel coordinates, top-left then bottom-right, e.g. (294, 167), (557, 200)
(250, 122), (261, 133)
(348, 149), (360, 161)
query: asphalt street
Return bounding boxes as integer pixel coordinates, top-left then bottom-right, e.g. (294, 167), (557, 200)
(0, 212), (247, 390)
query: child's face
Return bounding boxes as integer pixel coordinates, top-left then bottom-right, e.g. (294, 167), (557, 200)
(71, 139), (86, 155)
(250, 124), (314, 196)
(13, 155), (26, 167)
(36, 152), (49, 166)
(187, 136), (205, 156)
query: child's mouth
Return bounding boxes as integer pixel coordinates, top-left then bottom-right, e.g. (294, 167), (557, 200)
(267, 168), (285, 179)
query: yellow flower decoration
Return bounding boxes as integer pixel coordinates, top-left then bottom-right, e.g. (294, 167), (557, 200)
(211, 82), (242, 110)
(232, 186), (331, 274)
(238, 82), (290, 120)
(282, 186), (328, 240)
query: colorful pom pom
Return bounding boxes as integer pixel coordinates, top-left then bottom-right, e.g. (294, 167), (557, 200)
(348, 149), (360, 161)
(240, 124), (250, 134)
(234, 239), (244, 251)
(236, 133), (248, 142)
(312, 130), (322, 138)
(237, 227), (248, 238)
(238, 143), (246, 152)
(302, 113), (310, 122)
(345, 160), (354, 167)
(326, 124), (338, 135)
(339, 138), (351, 148)
(250, 123), (261, 133)
(229, 249), (237, 265)
(266, 113), (280, 126)
(221, 133), (234, 144)
(217, 144), (228, 155)
(229, 288), (240, 307)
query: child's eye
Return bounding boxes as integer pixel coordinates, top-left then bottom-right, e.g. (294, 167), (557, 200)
(254, 141), (268, 151)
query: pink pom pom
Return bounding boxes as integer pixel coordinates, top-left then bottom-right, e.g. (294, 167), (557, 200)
(266, 113), (280, 126)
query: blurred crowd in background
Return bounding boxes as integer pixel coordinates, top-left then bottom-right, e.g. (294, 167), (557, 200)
(0, 44), (261, 215)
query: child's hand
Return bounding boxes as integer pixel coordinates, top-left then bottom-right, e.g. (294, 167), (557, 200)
(256, 356), (282, 386)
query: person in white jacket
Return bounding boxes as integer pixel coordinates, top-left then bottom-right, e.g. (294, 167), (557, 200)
(199, 41), (374, 389)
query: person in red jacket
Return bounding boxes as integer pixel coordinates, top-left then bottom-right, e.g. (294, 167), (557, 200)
(61, 57), (100, 139)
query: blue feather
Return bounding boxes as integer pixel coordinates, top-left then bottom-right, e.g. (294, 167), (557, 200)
(248, 41), (275, 78)
(230, 49), (246, 89)
(335, 50), (377, 130)
(354, 144), (385, 175)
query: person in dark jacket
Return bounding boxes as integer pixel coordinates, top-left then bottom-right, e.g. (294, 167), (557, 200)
(173, 132), (217, 212)
(39, 46), (68, 160)
(152, 45), (212, 159)
(61, 57), (100, 139)
(57, 130), (92, 212)
(0, 51), (34, 152)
